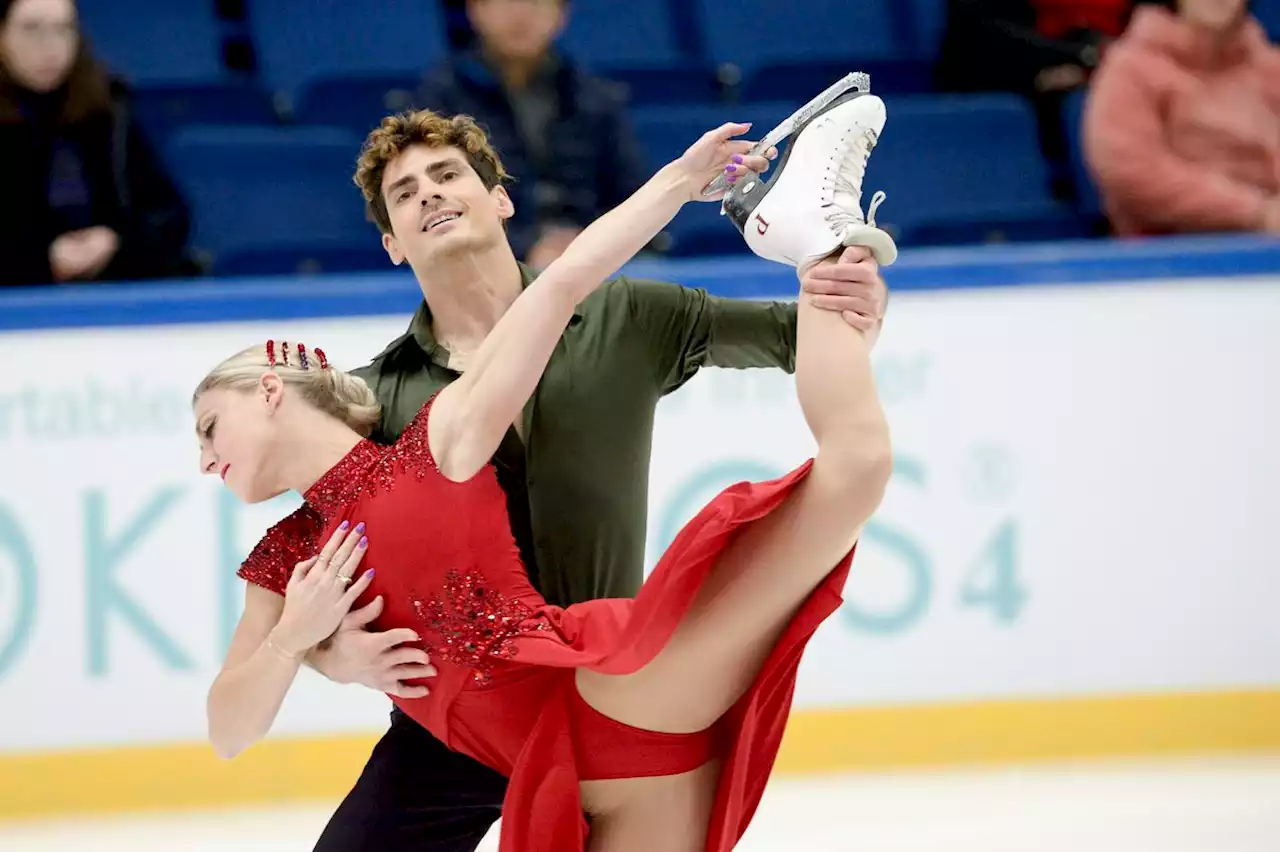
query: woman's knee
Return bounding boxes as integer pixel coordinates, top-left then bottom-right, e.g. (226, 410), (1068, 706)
(814, 424), (893, 516)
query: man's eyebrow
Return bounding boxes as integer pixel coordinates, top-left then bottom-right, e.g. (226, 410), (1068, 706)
(385, 174), (418, 197)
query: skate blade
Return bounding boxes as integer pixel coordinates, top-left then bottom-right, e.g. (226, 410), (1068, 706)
(700, 71), (871, 201)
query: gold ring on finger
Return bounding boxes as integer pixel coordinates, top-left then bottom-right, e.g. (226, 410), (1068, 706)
(336, 575), (353, 586)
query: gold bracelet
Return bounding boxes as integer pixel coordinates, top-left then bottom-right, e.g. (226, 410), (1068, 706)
(264, 635), (302, 662)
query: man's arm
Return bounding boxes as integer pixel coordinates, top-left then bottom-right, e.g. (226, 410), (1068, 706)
(427, 124), (769, 482)
(628, 248), (888, 394)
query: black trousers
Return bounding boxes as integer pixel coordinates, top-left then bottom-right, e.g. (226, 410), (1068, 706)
(312, 708), (509, 852)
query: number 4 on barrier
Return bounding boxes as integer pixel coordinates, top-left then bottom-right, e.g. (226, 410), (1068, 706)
(958, 520), (1026, 623)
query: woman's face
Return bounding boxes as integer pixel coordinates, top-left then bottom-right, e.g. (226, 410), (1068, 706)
(194, 381), (287, 505)
(0, 0), (79, 93)
(1178, 0), (1249, 33)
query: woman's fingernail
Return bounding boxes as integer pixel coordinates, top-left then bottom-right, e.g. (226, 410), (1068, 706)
(732, 154), (744, 164)
(364, 568), (374, 577)
(725, 164), (737, 173)
(359, 536), (369, 549)
(354, 522), (365, 534)
(339, 520), (349, 531)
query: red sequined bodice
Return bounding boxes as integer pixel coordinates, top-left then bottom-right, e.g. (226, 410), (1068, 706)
(292, 399), (563, 744)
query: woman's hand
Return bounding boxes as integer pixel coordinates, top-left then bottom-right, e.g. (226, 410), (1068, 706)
(271, 522), (374, 656)
(673, 122), (777, 203)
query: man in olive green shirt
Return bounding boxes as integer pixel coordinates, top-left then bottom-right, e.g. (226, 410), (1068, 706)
(242, 111), (887, 852)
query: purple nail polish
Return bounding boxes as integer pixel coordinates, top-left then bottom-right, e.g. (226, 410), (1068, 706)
(365, 568), (374, 577)
(354, 522), (365, 534)
(359, 536), (368, 548)
(732, 154), (744, 164)
(727, 175), (738, 184)
(725, 164), (736, 173)
(339, 520), (349, 530)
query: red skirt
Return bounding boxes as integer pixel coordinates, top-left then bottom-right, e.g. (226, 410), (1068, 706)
(465, 459), (856, 852)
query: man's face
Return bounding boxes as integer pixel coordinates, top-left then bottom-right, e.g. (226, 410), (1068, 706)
(467, 0), (565, 63)
(379, 144), (514, 268)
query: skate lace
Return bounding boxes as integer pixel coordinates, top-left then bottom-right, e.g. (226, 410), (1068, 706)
(823, 124), (886, 234)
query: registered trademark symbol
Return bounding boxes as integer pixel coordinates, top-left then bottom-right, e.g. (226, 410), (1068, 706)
(963, 442), (1018, 504)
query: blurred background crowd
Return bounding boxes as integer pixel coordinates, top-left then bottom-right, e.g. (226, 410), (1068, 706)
(0, 0), (1277, 284)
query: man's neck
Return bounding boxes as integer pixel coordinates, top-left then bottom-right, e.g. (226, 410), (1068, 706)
(416, 245), (524, 357)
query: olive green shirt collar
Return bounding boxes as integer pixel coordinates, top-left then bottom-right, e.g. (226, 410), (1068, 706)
(405, 263), (583, 367)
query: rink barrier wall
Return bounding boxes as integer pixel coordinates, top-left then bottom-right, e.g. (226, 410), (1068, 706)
(4, 689), (1280, 819)
(2, 234), (1279, 820)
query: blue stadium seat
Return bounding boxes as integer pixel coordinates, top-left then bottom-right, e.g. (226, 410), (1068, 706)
(131, 84), (278, 143)
(164, 127), (380, 276)
(557, 4), (720, 105)
(905, 0), (947, 60)
(294, 76), (421, 134)
(744, 60), (932, 101)
(865, 94), (1088, 246)
(214, 245), (393, 278)
(1254, 0), (1280, 40)
(248, 0), (447, 104)
(609, 68), (724, 107)
(78, 0), (226, 83)
(631, 102), (798, 255)
(1062, 88), (1104, 222)
(558, 2), (684, 70)
(695, 0), (905, 76)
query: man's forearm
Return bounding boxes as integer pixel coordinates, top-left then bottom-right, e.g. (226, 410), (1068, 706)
(303, 635), (339, 679)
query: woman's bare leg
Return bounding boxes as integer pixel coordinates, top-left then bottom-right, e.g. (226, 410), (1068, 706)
(579, 761), (720, 852)
(576, 249), (891, 736)
(573, 248), (891, 849)
(571, 90), (895, 848)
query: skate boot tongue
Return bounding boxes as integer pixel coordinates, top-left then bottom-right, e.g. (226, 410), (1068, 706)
(826, 124), (897, 267)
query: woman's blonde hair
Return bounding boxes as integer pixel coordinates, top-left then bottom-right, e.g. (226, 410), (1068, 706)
(192, 341), (381, 437)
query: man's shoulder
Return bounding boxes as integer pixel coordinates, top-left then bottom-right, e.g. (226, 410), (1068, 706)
(351, 331), (416, 383)
(576, 274), (701, 330)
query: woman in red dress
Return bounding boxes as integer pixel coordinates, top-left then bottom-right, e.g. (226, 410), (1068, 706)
(195, 105), (894, 852)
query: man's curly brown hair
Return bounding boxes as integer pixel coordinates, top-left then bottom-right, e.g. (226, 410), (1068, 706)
(353, 110), (510, 235)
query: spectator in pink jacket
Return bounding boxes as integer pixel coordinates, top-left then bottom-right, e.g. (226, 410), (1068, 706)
(1083, 0), (1280, 236)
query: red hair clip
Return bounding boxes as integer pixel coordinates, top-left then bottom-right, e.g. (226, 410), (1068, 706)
(298, 343), (310, 370)
(266, 340), (277, 366)
(281, 341), (290, 366)
(314, 348), (330, 370)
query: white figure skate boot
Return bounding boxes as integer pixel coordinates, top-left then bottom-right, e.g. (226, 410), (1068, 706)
(721, 86), (898, 270)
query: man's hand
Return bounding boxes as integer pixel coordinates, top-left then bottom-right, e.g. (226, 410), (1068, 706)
(308, 594), (437, 697)
(800, 246), (888, 337)
(49, 227), (120, 281)
(1035, 64), (1088, 93)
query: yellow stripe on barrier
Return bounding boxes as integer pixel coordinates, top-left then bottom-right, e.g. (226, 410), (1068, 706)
(3, 688), (1279, 820)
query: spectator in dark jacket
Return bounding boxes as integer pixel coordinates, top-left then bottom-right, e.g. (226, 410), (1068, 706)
(935, 0), (1146, 96)
(933, 0), (1157, 196)
(0, 0), (193, 285)
(417, 0), (647, 269)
